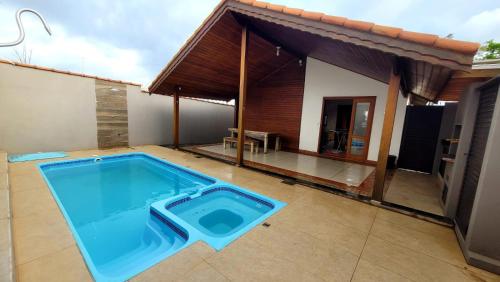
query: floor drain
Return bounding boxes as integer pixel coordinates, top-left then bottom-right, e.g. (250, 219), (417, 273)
(281, 179), (297, 185)
(262, 222), (271, 228)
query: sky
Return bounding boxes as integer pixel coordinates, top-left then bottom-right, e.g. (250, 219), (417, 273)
(0, 0), (499, 88)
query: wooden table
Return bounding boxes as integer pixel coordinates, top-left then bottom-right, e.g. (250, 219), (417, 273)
(228, 128), (280, 154)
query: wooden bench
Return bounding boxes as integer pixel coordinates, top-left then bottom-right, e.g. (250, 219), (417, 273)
(223, 137), (259, 153)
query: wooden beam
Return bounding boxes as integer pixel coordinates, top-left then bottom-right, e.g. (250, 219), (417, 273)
(173, 92), (180, 148)
(236, 25), (249, 165)
(372, 63), (401, 201)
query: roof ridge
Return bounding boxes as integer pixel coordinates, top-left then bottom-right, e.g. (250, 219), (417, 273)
(236, 0), (480, 55)
(0, 59), (142, 86)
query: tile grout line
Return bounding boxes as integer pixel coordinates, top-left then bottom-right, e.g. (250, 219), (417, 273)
(202, 258), (233, 281)
(349, 208), (378, 282)
(356, 234), (421, 282)
(286, 198), (375, 236)
(15, 243), (76, 268)
(368, 230), (471, 271)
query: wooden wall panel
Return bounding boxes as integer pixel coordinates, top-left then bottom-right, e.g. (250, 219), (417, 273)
(95, 80), (129, 148)
(436, 77), (488, 101)
(244, 60), (305, 150)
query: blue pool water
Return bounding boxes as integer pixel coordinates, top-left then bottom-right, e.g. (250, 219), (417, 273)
(39, 153), (285, 281)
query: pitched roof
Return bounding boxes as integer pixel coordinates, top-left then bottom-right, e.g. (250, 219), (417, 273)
(237, 0), (479, 55)
(149, 0), (480, 100)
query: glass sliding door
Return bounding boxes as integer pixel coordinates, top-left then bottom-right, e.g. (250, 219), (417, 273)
(347, 97), (375, 160)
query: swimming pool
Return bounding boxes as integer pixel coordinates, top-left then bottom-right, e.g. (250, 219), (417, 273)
(39, 153), (285, 281)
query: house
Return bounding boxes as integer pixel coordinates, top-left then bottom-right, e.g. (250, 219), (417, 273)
(149, 0), (500, 274)
(149, 0), (478, 199)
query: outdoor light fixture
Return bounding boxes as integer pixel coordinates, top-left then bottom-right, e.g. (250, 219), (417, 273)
(109, 87), (120, 92)
(298, 59), (303, 67)
(276, 46), (281, 56)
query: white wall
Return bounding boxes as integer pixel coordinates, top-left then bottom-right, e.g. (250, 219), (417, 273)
(299, 57), (406, 161)
(0, 63), (235, 153)
(0, 63), (98, 154)
(179, 98), (235, 145)
(127, 89), (235, 146)
(127, 87), (171, 146)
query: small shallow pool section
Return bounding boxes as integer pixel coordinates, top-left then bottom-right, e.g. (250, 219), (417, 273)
(39, 153), (285, 281)
(152, 186), (284, 250)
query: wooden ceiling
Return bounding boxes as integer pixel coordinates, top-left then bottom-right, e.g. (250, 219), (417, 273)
(155, 12), (296, 100)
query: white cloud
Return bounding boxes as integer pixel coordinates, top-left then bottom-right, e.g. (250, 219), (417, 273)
(0, 7), (151, 86)
(458, 8), (500, 42)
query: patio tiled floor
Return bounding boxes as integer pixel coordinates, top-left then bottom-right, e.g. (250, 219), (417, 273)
(7, 145), (500, 281)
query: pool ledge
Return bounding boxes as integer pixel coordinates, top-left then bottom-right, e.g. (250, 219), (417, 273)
(0, 151), (15, 282)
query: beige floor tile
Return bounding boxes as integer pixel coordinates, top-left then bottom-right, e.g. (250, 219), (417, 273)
(177, 261), (229, 282)
(245, 222), (359, 281)
(11, 187), (59, 219)
(207, 236), (324, 282)
(0, 153), (6, 170)
(237, 177), (308, 204)
(375, 208), (451, 238)
(370, 216), (466, 267)
(132, 242), (215, 282)
(196, 144), (374, 186)
(0, 218), (14, 281)
(0, 173), (9, 191)
(268, 199), (369, 255)
(361, 235), (499, 282)
(384, 170), (444, 215)
(13, 209), (75, 265)
(292, 190), (378, 233)
(17, 245), (91, 282)
(9, 173), (45, 193)
(0, 189), (10, 219)
(351, 259), (412, 282)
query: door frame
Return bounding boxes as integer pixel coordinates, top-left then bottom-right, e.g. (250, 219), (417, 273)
(317, 96), (376, 161)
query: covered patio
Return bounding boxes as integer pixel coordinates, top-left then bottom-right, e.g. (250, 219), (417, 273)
(186, 143), (375, 196)
(149, 0), (478, 200)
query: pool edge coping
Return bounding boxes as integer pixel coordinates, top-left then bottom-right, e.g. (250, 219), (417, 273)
(0, 151), (15, 282)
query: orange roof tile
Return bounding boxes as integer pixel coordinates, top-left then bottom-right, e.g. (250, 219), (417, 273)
(320, 15), (347, 26)
(434, 38), (480, 54)
(234, 0), (480, 55)
(252, 1), (268, 9)
(343, 19), (374, 32)
(371, 25), (402, 38)
(267, 3), (285, 12)
(300, 11), (324, 21)
(398, 30), (438, 45)
(0, 59), (141, 86)
(283, 7), (303, 16)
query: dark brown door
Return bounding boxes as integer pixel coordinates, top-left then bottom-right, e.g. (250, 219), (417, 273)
(456, 85), (498, 236)
(397, 106), (443, 173)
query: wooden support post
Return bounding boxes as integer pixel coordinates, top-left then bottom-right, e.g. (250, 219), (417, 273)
(234, 96), (239, 128)
(172, 92), (180, 149)
(236, 26), (249, 166)
(372, 63), (401, 201)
